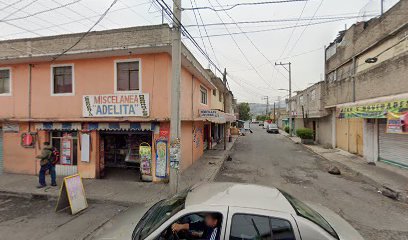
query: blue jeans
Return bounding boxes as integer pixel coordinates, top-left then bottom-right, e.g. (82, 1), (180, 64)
(39, 163), (56, 186)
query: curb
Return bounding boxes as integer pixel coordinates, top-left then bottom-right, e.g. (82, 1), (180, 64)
(280, 131), (408, 204)
(209, 139), (237, 182)
(0, 190), (136, 207)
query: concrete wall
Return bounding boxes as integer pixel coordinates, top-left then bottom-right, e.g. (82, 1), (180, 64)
(325, 0), (408, 73)
(317, 115), (333, 146)
(0, 53), (215, 122)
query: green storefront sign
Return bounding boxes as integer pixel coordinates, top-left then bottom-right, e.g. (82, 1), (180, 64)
(338, 99), (408, 119)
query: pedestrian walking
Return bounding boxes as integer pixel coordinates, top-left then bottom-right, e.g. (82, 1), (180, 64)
(36, 142), (58, 188)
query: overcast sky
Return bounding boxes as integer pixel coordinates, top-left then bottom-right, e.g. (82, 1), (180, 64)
(0, 0), (400, 103)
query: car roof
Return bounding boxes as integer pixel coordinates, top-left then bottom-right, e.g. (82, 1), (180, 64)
(185, 183), (296, 214)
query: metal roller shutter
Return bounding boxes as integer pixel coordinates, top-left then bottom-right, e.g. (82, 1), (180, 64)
(0, 129), (3, 175)
(379, 123), (408, 168)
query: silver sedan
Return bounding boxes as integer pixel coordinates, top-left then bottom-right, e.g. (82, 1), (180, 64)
(89, 183), (364, 240)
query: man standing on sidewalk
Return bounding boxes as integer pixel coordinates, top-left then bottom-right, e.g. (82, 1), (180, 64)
(36, 142), (57, 188)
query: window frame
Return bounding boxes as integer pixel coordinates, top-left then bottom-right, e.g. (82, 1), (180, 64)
(200, 85), (208, 105)
(141, 206), (228, 240)
(0, 67), (12, 96)
(114, 58), (142, 94)
(50, 64), (75, 96)
(225, 207), (300, 240)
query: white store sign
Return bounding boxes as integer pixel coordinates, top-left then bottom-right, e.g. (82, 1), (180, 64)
(83, 94), (149, 117)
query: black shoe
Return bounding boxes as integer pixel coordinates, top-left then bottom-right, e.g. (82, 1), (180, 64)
(51, 183), (57, 187)
(37, 185), (46, 189)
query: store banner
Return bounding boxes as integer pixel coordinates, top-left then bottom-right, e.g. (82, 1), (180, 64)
(199, 109), (226, 123)
(338, 99), (408, 119)
(387, 111), (408, 134)
(155, 139), (168, 178)
(83, 94), (149, 117)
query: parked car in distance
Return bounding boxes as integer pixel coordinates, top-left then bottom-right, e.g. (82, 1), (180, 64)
(267, 123), (279, 134)
(89, 183), (364, 240)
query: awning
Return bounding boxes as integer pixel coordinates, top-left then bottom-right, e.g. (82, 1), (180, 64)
(225, 113), (236, 122)
(35, 122), (82, 130)
(87, 122), (159, 132)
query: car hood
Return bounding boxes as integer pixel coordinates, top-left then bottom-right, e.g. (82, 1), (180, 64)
(88, 203), (153, 240)
(307, 203), (364, 240)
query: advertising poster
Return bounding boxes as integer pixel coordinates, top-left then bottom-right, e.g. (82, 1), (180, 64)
(170, 138), (181, 169)
(139, 145), (152, 176)
(56, 174), (88, 215)
(83, 94), (149, 117)
(387, 111), (408, 134)
(155, 139), (168, 178)
(61, 134), (72, 165)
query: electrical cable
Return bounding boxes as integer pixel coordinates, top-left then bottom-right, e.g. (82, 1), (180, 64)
(1, 0), (82, 22)
(52, 0), (119, 61)
(189, 0), (209, 61)
(0, 0), (25, 12)
(0, 0), (40, 21)
(182, 0), (308, 12)
(286, 0), (324, 57)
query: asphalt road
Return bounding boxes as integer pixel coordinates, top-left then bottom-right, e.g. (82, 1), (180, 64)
(0, 195), (127, 240)
(216, 125), (408, 240)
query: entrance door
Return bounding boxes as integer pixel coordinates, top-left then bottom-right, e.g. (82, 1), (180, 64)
(99, 137), (105, 178)
(336, 118), (349, 151)
(312, 121), (316, 141)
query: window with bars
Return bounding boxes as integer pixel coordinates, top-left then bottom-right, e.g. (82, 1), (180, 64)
(0, 68), (11, 95)
(116, 60), (140, 91)
(200, 86), (208, 105)
(52, 65), (73, 94)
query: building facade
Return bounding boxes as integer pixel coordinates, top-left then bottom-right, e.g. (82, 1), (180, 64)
(0, 25), (227, 181)
(291, 81), (332, 145)
(324, 0), (408, 167)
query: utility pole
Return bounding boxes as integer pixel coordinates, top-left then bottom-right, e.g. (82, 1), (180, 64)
(273, 102), (276, 123)
(170, 0), (182, 194)
(380, 0), (384, 15)
(275, 62), (292, 137)
(262, 96), (269, 117)
(223, 68), (227, 150)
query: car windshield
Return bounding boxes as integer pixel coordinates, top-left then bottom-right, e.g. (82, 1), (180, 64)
(280, 190), (339, 240)
(132, 189), (189, 240)
(270, 124), (277, 128)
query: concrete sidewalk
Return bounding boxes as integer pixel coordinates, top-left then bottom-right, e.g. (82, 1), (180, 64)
(280, 130), (408, 203)
(0, 136), (237, 205)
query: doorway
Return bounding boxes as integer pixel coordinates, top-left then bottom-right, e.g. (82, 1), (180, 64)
(100, 131), (152, 181)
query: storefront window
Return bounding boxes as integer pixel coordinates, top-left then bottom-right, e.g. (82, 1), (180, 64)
(51, 131), (78, 166)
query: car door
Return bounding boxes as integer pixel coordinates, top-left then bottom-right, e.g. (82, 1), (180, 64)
(145, 205), (229, 240)
(225, 207), (301, 240)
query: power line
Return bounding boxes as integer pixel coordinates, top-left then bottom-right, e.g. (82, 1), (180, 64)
(189, 0), (209, 63)
(0, 0), (40, 21)
(191, 18), (359, 38)
(206, 0), (276, 90)
(278, 0), (308, 59)
(0, 0), (25, 12)
(0, 1), (152, 39)
(184, 14), (373, 27)
(52, 0), (119, 61)
(192, 0), (220, 69)
(1, 0), (83, 23)
(182, 0), (308, 11)
(155, 0), (223, 75)
(286, 0), (324, 56)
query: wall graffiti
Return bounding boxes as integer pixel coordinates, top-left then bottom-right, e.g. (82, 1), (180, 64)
(193, 126), (203, 149)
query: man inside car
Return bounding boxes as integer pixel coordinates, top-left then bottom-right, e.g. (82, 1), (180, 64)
(171, 212), (222, 240)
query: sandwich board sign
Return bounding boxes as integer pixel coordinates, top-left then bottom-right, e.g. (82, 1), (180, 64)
(56, 174), (88, 215)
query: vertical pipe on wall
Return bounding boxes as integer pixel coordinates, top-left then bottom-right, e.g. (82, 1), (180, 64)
(28, 64), (33, 132)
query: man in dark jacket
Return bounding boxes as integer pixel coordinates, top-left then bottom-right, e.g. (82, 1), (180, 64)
(172, 212), (222, 240)
(36, 142), (57, 188)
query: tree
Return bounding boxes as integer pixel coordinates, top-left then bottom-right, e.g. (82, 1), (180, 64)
(256, 115), (271, 121)
(238, 102), (251, 121)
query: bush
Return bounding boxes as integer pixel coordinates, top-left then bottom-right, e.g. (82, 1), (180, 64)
(296, 128), (314, 139)
(284, 126), (290, 133)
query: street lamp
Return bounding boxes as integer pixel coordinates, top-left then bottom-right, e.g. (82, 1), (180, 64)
(278, 88), (289, 92)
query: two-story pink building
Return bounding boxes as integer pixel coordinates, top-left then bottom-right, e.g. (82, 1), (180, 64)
(0, 25), (221, 182)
